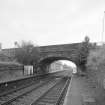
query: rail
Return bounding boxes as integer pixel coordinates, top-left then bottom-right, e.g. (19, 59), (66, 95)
(31, 77), (71, 105)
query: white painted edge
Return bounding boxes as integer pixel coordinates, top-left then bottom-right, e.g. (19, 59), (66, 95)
(63, 74), (73, 105)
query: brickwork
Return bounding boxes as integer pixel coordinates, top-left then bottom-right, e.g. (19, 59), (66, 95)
(1, 43), (81, 73)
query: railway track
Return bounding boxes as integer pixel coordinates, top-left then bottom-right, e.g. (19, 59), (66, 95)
(0, 70), (71, 105)
(0, 74), (50, 94)
(0, 76), (52, 97)
(0, 76), (57, 105)
(0, 76), (70, 105)
(0, 77), (62, 105)
(31, 77), (70, 105)
(0, 70), (71, 95)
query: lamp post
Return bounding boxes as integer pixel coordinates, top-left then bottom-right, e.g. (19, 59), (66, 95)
(102, 11), (105, 44)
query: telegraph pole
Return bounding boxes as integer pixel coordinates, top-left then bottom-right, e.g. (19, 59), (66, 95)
(102, 11), (105, 44)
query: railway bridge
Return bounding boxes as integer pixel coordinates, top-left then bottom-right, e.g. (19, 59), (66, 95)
(2, 43), (82, 74)
(37, 43), (81, 73)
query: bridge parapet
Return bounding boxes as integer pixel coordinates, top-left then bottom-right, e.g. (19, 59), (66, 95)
(39, 43), (81, 52)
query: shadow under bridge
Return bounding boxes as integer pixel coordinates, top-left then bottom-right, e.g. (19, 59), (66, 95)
(37, 56), (78, 74)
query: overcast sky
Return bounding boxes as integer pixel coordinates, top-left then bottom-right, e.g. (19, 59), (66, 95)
(0, 0), (105, 48)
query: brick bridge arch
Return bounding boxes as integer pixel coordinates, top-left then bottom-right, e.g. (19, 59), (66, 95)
(36, 43), (81, 74)
(37, 56), (77, 74)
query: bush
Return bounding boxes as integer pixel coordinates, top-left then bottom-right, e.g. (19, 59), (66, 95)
(86, 45), (105, 88)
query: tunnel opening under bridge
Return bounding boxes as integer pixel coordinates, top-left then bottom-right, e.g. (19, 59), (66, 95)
(36, 56), (78, 75)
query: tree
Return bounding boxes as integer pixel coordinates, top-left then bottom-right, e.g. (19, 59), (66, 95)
(84, 36), (90, 43)
(78, 36), (90, 71)
(15, 41), (40, 65)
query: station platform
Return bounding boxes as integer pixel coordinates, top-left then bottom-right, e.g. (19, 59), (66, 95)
(0, 75), (33, 83)
(64, 75), (97, 105)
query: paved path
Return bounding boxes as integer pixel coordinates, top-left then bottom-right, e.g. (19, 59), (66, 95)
(64, 75), (96, 105)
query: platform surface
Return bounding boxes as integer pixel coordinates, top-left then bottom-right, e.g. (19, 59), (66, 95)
(63, 75), (96, 105)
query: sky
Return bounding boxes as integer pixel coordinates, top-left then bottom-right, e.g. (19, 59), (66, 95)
(61, 60), (76, 68)
(0, 0), (105, 48)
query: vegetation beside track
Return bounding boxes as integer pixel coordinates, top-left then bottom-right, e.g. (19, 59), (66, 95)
(86, 44), (105, 105)
(86, 45), (105, 88)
